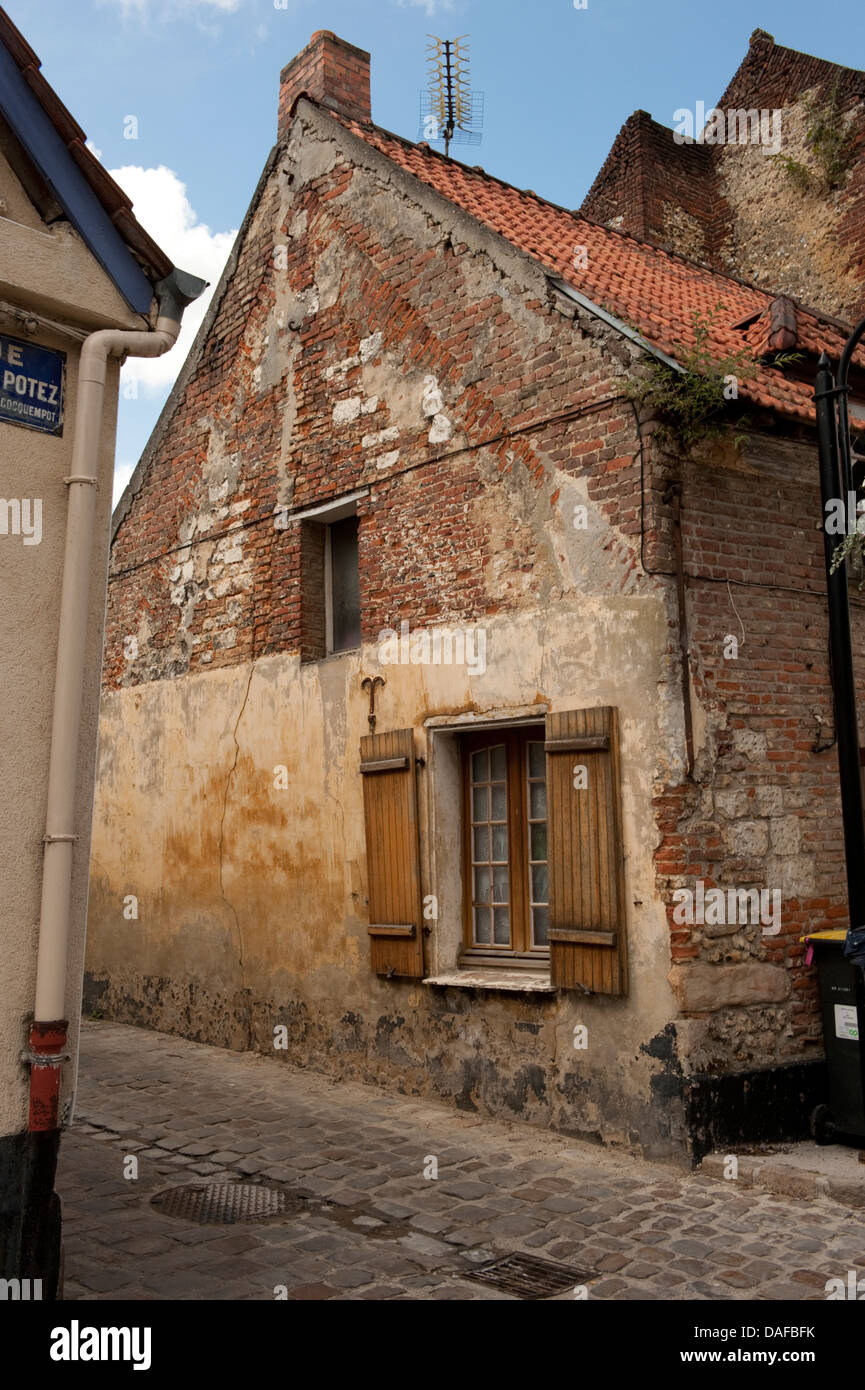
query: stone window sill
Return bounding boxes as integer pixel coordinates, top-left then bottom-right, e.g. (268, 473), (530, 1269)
(422, 970), (558, 994)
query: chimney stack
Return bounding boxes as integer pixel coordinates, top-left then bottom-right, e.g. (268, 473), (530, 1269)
(278, 31), (371, 139)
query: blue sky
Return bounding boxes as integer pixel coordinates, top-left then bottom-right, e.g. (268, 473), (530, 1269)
(6, 0), (864, 502)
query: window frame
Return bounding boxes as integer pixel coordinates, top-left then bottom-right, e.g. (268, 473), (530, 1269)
(293, 488), (367, 662)
(460, 724), (549, 967)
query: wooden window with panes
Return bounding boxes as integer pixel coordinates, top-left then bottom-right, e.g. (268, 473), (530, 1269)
(359, 707), (628, 994)
(460, 727), (549, 967)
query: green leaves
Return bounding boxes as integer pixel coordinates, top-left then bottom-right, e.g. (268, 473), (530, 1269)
(829, 528), (865, 589)
(626, 305), (756, 452)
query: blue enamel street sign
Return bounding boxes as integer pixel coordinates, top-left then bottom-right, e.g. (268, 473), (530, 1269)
(0, 333), (65, 436)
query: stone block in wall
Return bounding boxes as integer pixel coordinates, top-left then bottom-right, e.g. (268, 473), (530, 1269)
(769, 815), (801, 856)
(714, 788), (749, 819)
(754, 785), (784, 816)
(766, 853), (816, 899)
(723, 819), (768, 857)
(732, 728), (767, 762)
(668, 962), (791, 1012)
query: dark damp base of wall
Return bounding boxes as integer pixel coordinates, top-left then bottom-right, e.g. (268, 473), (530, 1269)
(0, 1128), (61, 1295)
(83, 970), (695, 1161)
(683, 1060), (829, 1162)
(85, 971), (830, 1168)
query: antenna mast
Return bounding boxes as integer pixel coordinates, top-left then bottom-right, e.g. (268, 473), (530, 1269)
(421, 35), (483, 158)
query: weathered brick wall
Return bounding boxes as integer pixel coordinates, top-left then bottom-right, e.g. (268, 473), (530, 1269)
(581, 32), (865, 319)
(581, 110), (727, 267)
(105, 118), (646, 693)
(653, 427), (865, 1075)
(715, 34), (865, 319)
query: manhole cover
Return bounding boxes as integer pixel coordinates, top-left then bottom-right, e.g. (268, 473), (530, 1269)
(151, 1182), (298, 1225)
(462, 1252), (591, 1299)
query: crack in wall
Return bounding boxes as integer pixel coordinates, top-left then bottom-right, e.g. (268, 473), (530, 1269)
(218, 659), (259, 1047)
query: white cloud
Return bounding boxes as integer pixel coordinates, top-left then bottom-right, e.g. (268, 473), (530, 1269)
(396, 0), (455, 14)
(85, 138), (103, 161)
(109, 164), (237, 394)
(113, 460), (137, 507)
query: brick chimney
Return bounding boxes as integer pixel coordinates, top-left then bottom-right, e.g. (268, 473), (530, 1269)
(278, 31), (371, 138)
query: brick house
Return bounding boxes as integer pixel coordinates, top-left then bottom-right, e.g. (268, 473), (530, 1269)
(84, 30), (865, 1161)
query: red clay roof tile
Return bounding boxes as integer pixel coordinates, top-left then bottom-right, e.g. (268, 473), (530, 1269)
(331, 110), (864, 427)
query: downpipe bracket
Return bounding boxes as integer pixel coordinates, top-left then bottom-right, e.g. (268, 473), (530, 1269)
(21, 1049), (71, 1067)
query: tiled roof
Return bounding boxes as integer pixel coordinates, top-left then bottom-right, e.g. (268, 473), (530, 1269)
(333, 112), (864, 426)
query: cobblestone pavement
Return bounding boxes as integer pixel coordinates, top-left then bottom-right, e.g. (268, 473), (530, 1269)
(56, 1020), (861, 1301)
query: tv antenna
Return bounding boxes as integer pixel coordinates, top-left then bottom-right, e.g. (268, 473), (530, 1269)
(419, 35), (483, 158)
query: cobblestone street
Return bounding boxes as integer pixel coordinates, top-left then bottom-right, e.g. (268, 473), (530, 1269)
(56, 1021), (862, 1302)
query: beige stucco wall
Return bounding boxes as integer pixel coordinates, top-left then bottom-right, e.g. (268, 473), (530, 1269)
(0, 148), (139, 330)
(0, 151), (146, 1137)
(87, 592), (690, 1157)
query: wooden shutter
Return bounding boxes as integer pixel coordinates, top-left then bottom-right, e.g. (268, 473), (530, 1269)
(359, 728), (424, 978)
(546, 706), (627, 994)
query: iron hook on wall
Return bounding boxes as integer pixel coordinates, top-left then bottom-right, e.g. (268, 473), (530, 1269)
(361, 675), (385, 733)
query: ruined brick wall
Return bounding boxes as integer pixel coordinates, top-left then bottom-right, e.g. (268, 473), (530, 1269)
(581, 33), (865, 320)
(581, 110), (727, 267)
(714, 33), (865, 319)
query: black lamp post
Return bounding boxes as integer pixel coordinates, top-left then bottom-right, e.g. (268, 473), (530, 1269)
(814, 320), (865, 1127)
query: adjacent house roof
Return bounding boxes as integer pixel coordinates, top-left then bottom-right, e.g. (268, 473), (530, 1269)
(330, 110), (864, 426)
(0, 5), (172, 314)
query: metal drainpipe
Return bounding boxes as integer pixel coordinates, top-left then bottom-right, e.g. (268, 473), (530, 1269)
(25, 269), (207, 1133)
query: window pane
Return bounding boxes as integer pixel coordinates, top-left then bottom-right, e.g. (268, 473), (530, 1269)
(531, 862), (549, 904)
(489, 744), (507, 780)
(529, 780), (547, 819)
(464, 727), (548, 955)
(528, 741), (545, 778)
(530, 821), (547, 861)
(329, 516), (360, 652)
(494, 907), (510, 945)
(492, 865), (509, 902)
(474, 906), (491, 944)
(532, 906), (549, 947)
(474, 866), (491, 903)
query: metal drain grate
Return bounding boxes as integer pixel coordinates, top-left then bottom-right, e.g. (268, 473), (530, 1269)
(151, 1182), (298, 1225)
(462, 1252), (591, 1299)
